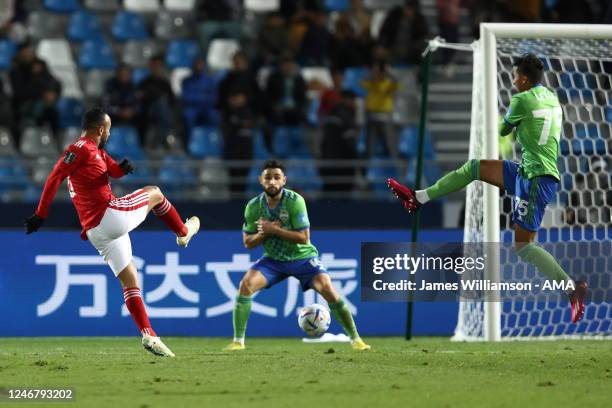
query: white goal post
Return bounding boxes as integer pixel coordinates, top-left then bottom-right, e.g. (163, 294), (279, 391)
(455, 23), (612, 341)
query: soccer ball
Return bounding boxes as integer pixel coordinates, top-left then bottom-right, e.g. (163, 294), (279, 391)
(298, 304), (331, 337)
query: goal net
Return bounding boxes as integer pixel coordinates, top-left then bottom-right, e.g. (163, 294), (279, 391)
(454, 24), (612, 341)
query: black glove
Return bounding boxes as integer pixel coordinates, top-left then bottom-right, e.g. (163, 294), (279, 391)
(25, 214), (44, 234)
(119, 159), (135, 175)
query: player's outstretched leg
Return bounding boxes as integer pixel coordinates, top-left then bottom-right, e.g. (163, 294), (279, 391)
(515, 226), (587, 323)
(118, 263), (175, 357)
(224, 270), (268, 351)
(311, 274), (370, 351)
(143, 186), (200, 247)
(388, 159), (504, 212)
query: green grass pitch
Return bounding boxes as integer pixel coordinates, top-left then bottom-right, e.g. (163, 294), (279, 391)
(0, 337), (610, 408)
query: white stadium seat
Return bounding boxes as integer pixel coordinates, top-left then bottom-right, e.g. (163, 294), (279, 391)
(171, 67), (192, 96)
(36, 39), (75, 68)
(124, 0), (160, 12)
(206, 39), (240, 71)
(245, 0), (280, 13)
(164, 0), (196, 11)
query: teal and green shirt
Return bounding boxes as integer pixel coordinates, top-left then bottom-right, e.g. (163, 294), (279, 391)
(243, 189), (319, 261)
(502, 85), (562, 180)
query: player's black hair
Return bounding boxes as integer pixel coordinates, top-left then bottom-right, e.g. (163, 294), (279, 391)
(82, 107), (107, 130)
(262, 159), (285, 173)
(513, 53), (544, 84)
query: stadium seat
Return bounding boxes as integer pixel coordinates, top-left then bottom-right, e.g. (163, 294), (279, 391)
(188, 127), (223, 158)
(198, 158), (229, 190)
(60, 127), (81, 150)
(27, 11), (65, 40)
(367, 159), (398, 198)
(301, 67), (333, 94)
(0, 157), (30, 194)
(159, 155), (197, 190)
(79, 39), (117, 69)
(0, 40), (16, 70)
(47, 66), (83, 99)
(19, 127), (59, 158)
(206, 39), (239, 71)
(155, 11), (193, 40)
(36, 39), (75, 68)
(398, 126), (436, 159)
(68, 11), (104, 42)
(370, 10), (388, 38)
(272, 127), (309, 158)
(166, 40), (200, 69)
(244, 0), (280, 12)
(124, 0), (160, 12)
(83, 69), (115, 99)
(165, 0), (196, 11)
(31, 157), (55, 185)
(122, 41), (160, 68)
(84, 0), (120, 11)
(132, 68), (150, 84)
(57, 98), (85, 129)
(286, 161), (322, 193)
(342, 67), (368, 97)
(0, 128), (17, 156)
(170, 67), (192, 96)
(324, 0), (349, 12)
(111, 11), (149, 42)
(364, 0), (403, 9)
(44, 0), (80, 13)
(105, 126), (145, 160)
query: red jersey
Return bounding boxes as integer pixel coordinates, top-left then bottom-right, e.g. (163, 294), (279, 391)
(35, 137), (126, 239)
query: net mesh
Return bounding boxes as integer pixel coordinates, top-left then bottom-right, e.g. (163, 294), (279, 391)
(454, 36), (612, 341)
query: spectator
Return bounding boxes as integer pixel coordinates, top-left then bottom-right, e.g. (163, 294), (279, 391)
(298, 10), (332, 66)
(318, 69), (344, 118)
(0, 74), (13, 130)
(436, 0), (461, 66)
(345, 0), (371, 41)
(320, 90), (359, 192)
(217, 51), (261, 118)
(361, 60), (399, 160)
(256, 13), (289, 67)
(264, 53), (307, 128)
(222, 89), (256, 193)
(0, 0), (27, 44)
(181, 56), (217, 135)
(378, 1), (428, 65)
(217, 51), (262, 193)
(136, 55), (175, 148)
(103, 64), (138, 127)
(10, 44), (61, 136)
(330, 15), (368, 70)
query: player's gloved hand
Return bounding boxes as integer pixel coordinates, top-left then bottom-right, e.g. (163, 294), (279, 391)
(24, 214), (45, 234)
(119, 159), (135, 175)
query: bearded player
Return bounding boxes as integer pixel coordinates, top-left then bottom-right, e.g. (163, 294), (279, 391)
(224, 160), (370, 351)
(24, 108), (200, 357)
(388, 53), (588, 323)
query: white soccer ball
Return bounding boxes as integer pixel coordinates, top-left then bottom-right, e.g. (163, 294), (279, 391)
(298, 304), (331, 337)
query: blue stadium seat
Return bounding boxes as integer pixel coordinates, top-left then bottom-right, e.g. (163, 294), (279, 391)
(307, 97), (320, 126)
(188, 127), (223, 158)
(324, 0), (349, 11)
(121, 161), (151, 184)
(342, 67), (368, 97)
(111, 11), (149, 42)
(367, 159), (398, 198)
(286, 163), (322, 192)
(106, 127), (144, 160)
(132, 68), (150, 84)
(79, 39), (117, 69)
(398, 126), (436, 159)
(272, 127), (307, 158)
(44, 0), (79, 13)
(0, 39), (16, 69)
(68, 10), (103, 42)
(166, 40), (200, 68)
(0, 157), (30, 193)
(159, 155), (197, 189)
(57, 98), (85, 129)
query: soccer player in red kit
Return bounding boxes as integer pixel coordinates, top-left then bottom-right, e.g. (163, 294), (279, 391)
(24, 108), (200, 357)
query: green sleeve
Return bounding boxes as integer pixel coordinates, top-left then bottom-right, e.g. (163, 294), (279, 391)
(503, 94), (525, 128)
(290, 196), (310, 231)
(242, 202), (258, 234)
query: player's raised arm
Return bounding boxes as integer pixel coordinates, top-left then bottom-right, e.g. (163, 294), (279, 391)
(103, 150), (134, 178)
(25, 144), (86, 233)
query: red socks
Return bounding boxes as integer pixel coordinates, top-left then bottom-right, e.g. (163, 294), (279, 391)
(152, 197), (187, 237)
(123, 287), (156, 337)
